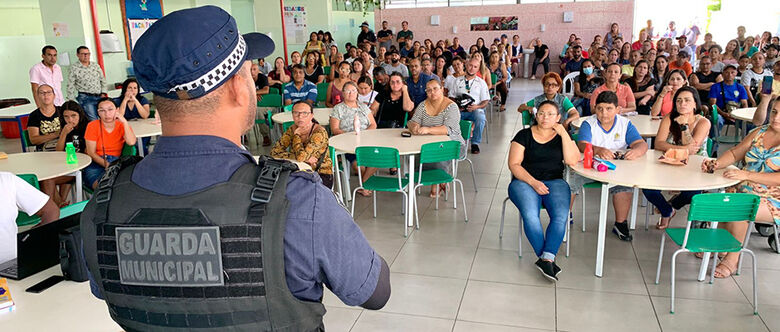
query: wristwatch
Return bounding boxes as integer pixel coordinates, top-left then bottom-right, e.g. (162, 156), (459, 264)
(679, 124), (689, 131)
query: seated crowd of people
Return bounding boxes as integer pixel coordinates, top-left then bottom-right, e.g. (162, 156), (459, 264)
(12, 19), (780, 284)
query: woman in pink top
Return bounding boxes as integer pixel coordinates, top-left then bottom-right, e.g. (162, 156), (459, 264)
(326, 61), (351, 107)
(651, 69), (688, 116)
(590, 63), (636, 113)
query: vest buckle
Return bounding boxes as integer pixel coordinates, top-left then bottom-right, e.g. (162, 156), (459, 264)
(251, 187), (272, 203)
(95, 188), (113, 203)
(97, 165), (120, 189)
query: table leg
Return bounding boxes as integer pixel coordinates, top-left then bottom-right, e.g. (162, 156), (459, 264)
(629, 187), (639, 230)
(595, 183), (612, 278)
(340, 154), (352, 202)
(697, 221), (720, 281)
(742, 120), (747, 140)
(16, 115), (27, 152)
(74, 171), (83, 202)
(333, 151), (344, 203)
(136, 137), (144, 157)
(406, 155), (415, 228)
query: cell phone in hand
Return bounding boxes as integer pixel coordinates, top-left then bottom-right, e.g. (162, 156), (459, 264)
(761, 76), (774, 95)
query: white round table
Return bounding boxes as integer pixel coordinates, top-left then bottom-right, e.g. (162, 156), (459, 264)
(572, 114), (661, 141)
(0, 152), (92, 202)
(127, 118), (162, 157)
(329, 128), (451, 228)
(570, 150), (740, 278)
(271, 108), (331, 125)
(731, 107), (757, 140)
(0, 103), (37, 152)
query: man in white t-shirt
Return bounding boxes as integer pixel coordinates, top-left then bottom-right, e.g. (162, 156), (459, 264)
(0, 172), (59, 263)
(741, 52), (772, 106)
(447, 57), (489, 154)
(573, 91), (648, 241)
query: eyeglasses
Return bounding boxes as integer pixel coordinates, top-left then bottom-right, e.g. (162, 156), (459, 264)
(38, 91), (54, 96)
(343, 89), (358, 94)
(544, 83), (560, 87)
(425, 87), (441, 92)
(292, 111), (312, 117)
(536, 112), (558, 118)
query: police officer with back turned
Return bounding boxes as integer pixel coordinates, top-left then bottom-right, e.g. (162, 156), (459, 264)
(80, 6), (390, 331)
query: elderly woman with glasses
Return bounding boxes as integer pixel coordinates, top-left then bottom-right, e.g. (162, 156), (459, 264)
(516, 72), (579, 130)
(271, 102), (333, 188)
(330, 81), (378, 196)
(507, 100), (580, 281)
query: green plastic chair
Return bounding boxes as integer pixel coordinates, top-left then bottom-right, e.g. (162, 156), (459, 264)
(15, 174), (41, 226)
(456, 120), (477, 190)
(521, 109), (533, 128)
(654, 193), (760, 314)
(269, 87), (281, 95)
(257, 94), (282, 108)
(283, 104), (294, 112)
(500, 197), (571, 258)
(316, 82), (328, 107)
(402, 112), (409, 128)
(282, 121), (294, 133)
(121, 144), (137, 156)
(17, 200), (88, 227)
(323, 66), (331, 76)
(21, 130), (33, 152)
(706, 137), (714, 158)
(329, 145), (344, 204)
(349, 146), (410, 236)
(17, 173), (39, 189)
(412, 141), (468, 226)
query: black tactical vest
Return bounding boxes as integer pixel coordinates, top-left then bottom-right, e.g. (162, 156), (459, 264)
(80, 156), (326, 332)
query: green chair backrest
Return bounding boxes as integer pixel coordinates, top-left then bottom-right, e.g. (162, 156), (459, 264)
(283, 104), (294, 112)
(317, 82), (329, 102)
(403, 112), (409, 128)
(121, 144), (137, 156)
(688, 193), (760, 223)
(521, 110), (533, 127)
(323, 66), (331, 76)
(17, 173), (39, 190)
(355, 146), (400, 169)
(21, 129), (33, 148)
(282, 121), (294, 132)
(258, 94), (282, 107)
(710, 104), (719, 126)
(490, 73), (498, 85)
(572, 133), (579, 141)
(459, 120), (473, 142)
(269, 87), (281, 95)
(706, 137), (714, 157)
(420, 141), (461, 164)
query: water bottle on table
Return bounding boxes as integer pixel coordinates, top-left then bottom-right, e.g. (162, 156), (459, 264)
(66, 142), (77, 164)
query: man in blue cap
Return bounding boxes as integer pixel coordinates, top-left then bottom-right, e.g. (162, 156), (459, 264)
(80, 6), (390, 331)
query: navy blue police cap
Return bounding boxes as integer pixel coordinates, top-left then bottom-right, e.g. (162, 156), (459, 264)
(132, 5), (274, 100)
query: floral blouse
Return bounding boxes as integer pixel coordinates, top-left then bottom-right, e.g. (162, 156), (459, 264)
(270, 124), (332, 175)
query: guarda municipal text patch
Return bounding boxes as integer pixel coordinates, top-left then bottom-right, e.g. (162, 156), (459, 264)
(115, 226), (224, 287)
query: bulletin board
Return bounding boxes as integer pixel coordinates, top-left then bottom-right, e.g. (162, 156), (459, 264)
(283, 6), (308, 44)
(120, 0), (165, 60)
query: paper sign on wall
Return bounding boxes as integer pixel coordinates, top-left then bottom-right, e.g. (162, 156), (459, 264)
(52, 23), (70, 37)
(283, 6), (308, 44)
(128, 19), (157, 50)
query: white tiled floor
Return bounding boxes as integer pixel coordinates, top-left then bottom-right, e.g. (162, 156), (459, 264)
(1, 78), (776, 331)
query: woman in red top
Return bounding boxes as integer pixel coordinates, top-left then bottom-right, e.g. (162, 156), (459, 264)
(83, 98), (136, 189)
(651, 69), (688, 117)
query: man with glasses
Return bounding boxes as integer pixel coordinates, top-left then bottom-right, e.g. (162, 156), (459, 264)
(67, 46), (107, 120)
(30, 45), (64, 107)
(689, 55), (722, 107)
(448, 57), (489, 154)
(284, 64), (318, 106)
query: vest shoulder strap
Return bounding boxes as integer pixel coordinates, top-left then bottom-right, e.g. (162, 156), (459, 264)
(93, 156), (143, 225)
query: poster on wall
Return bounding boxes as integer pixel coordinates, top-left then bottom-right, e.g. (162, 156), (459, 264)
(470, 16), (518, 31)
(121, 0), (164, 60)
(283, 6), (308, 44)
(52, 23), (70, 37)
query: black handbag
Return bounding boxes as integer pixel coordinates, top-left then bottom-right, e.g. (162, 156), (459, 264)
(59, 226), (89, 282)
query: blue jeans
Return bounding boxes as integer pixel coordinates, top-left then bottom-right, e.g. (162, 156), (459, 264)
(84, 155), (119, 188)
(508, 178), (571, 260)
(77, 93), (102, 121)
(642, 190), (700, 218)
(460, 109), (486, 144)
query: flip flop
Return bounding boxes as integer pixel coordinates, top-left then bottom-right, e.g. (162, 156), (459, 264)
(656, 210), (676, 230)
(358, 189), (373, 197)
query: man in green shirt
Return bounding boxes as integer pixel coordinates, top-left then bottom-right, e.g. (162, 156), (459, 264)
(396, 21), (413, 50)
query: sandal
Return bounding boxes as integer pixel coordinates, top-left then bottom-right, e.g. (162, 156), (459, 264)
(713, 262), (737, 279)
(358, 189), (373, 197)
(694, 252), (726, 259)
(655, 210), (676, 230)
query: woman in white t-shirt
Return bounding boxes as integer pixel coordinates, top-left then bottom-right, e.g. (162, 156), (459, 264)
(357, 76), (377, 107)
(0, 172), (59, 263)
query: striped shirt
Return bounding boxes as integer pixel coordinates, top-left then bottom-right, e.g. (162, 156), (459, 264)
(283, 80), (318, 104)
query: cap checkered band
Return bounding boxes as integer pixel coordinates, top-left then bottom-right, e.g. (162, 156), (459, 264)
(168, 34), (247, 95)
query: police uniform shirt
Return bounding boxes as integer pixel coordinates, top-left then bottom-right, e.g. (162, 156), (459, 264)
(87, 135), (383, 306)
